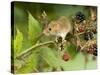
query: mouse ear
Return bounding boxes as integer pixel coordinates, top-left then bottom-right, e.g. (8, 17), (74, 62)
(38, 11), (50, 29)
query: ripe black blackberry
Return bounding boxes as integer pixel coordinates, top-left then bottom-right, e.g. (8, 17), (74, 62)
(93, 49), (97, 56)
(57, 36), (62, 43)
(84, 31), (93, 40)
(75, 11), (85, 23)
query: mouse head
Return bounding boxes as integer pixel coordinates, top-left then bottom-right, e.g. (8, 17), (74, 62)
(43, 20), (60, 36)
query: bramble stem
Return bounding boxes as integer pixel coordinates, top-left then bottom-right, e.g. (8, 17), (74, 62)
(16, 41), (54, 59)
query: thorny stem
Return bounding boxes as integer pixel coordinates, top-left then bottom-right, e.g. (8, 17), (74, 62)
(80, 39), (96, 69)
(80, 39), (96, 51)
(84, 50), (88, 69)
(75, 32), (85, 36)
(16, 41), (55, 59)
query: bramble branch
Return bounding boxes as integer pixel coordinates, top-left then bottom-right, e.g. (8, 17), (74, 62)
(16, 41), (55, 59)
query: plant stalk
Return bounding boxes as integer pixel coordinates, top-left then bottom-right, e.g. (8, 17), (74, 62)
(16, 41), (54, 59)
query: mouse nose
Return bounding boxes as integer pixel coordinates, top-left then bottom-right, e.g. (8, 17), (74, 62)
(43, 29), (49, 36)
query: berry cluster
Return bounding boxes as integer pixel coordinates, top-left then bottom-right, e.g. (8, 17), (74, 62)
(87, 44), (97, 56)
(84, 31), (93, 41)
(73, 11), (97, 58)
(60, 11), (97, 62)
(75, 11), (85, 23)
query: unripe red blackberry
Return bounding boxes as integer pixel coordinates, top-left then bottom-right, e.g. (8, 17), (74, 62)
(62, 53), (70, 61)
(87, 44), (97, 56)
(78, 26), (85, 32)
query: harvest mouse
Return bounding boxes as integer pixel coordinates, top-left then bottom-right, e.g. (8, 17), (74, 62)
(43, 16), (72, 41)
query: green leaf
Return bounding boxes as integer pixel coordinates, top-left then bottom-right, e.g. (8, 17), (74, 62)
(14, 28), (23, 57)
(66, 43), (78, 59)
(16, 53), (38, 73)
(28, 12), (42, 44)
(40, 47), (61, 70)
(61, 53), (97, 70)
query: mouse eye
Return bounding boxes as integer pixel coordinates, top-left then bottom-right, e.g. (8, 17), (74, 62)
(48, 28), (51, 31)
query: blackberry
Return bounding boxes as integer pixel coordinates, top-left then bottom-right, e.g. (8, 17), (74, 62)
(62, 53), (70, 61)
(87, 47), (94, 54)
(93, 49), (97, 56)
(84, 32), (93, 40)
(87, 44), (97, 56)
(57, 36), (62, 43)
(75, 11), (85, 23)
(92, 28), (97, 34)
(78, 26), (85, 32)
